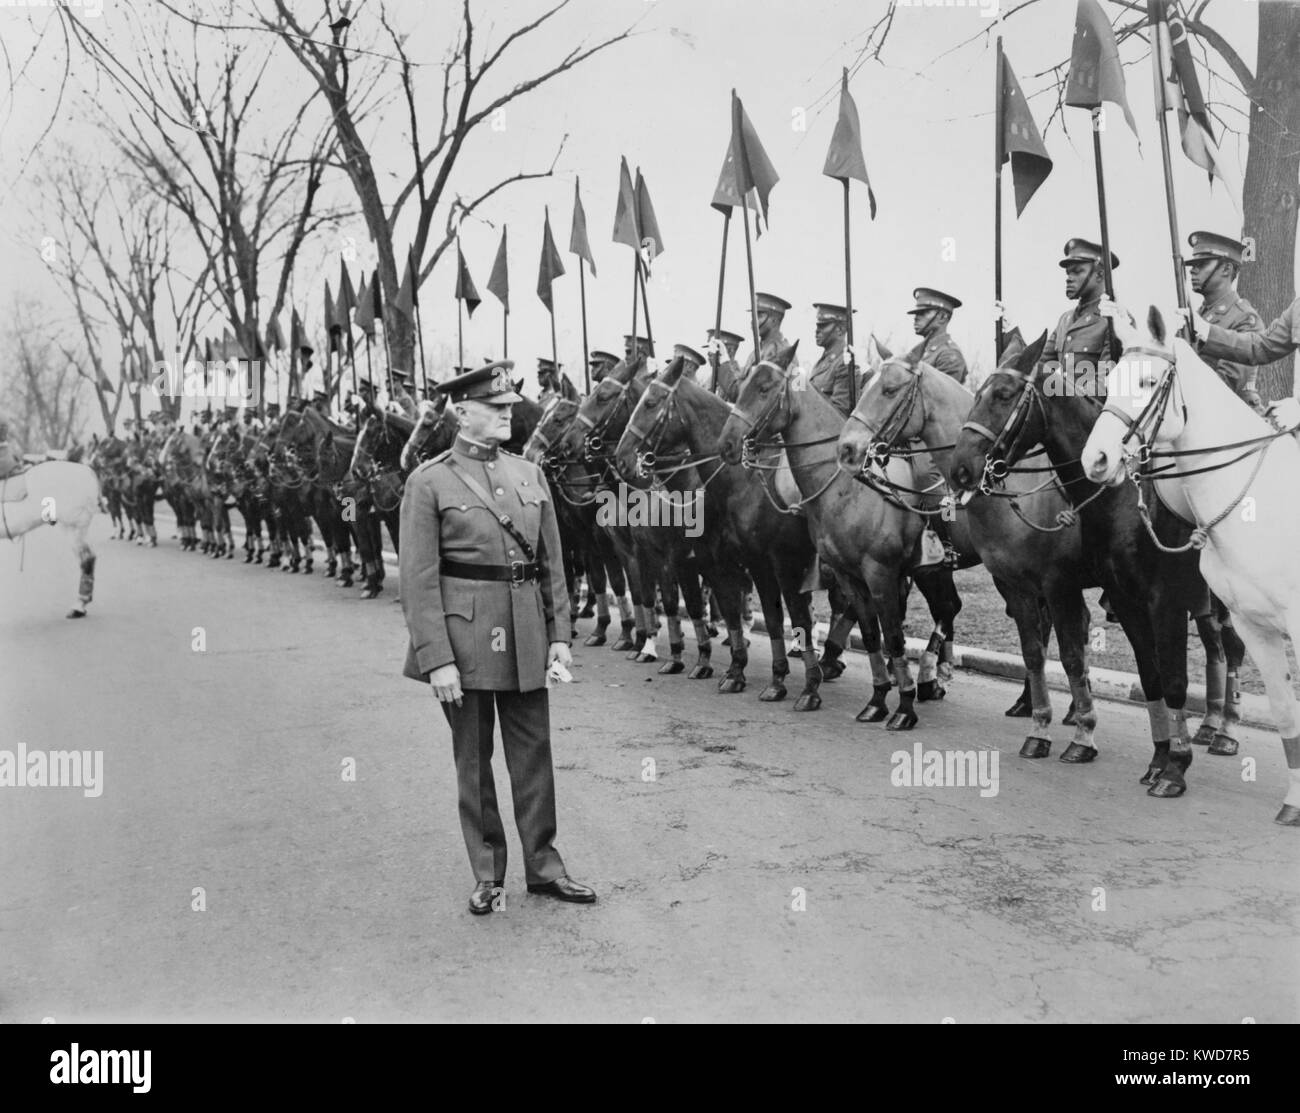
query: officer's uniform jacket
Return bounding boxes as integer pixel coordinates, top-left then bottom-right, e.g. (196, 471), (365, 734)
(399, 435), (569, 691)
(809, 334), (853, 417)
(1197, 292), (1263, 395)
(918, 329), (968, 384)
(1041, 296), (1119, 389)
(1201, 295), (1300, 368)
(723, 329), (789, 404)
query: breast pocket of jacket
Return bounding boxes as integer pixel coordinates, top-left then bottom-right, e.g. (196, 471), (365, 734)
(514, 487), (545, 544)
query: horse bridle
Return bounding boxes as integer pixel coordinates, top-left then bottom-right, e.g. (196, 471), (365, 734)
(624, 376), (685, 479)
(845, 357), (925, 468)
(1097, 344), (1182, 476)
(960, 363), (1049, 493)
(575, 377), (635, 465)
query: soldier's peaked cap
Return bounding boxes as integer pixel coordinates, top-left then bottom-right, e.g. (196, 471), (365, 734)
(590, 350), (620, 365)
(624, 334), (651, 346)
(814, 303), (855, 322)
(436, 360), (523, 404)
(673, 344), (706, 367)
(907, 288), (962, 314)
(754, 292), (792, 314)
(1059, 238), (1120, 270)
(537, 357), (561, 370)
(707, 328), (744, 347)
(1184, 231), (1245, 267)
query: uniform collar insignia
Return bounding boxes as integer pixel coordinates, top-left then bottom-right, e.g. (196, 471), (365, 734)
(453, 434), (499, 460)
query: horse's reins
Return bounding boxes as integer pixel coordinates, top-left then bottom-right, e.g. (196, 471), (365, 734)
(1102, 342), (1299, 552)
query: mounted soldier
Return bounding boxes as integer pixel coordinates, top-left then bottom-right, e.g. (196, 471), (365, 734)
(704, 327), (743, 398)
(808, 303), (855, 417)
(589, 349), (620, 385)
(398, 361), (595, 915)
(907, 288), (967, 385)
(1041, 238), (1122, 392)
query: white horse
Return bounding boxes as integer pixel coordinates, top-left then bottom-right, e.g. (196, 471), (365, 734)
(1, 460), (102, 618)
(1080, 306), (1300, 826)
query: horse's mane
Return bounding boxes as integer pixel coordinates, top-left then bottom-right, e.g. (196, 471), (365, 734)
(300, 405), (356, 437)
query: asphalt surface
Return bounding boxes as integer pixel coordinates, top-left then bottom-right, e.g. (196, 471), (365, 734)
(2, 515), (1297, 1023)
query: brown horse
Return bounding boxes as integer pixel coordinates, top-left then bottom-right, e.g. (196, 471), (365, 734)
(615, 357), (823, 707)
(525, 396), (637, 646)
(557, 355), (719, 678)
(718, 358), (966, 730)
(949, 333), (1205, 798)
(839, 338), (1100, 756)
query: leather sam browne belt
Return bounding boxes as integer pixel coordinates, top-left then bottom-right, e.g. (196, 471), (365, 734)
(441, 558), (539, 585)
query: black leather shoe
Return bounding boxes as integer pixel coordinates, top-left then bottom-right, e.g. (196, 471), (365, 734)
(526, 875), (596, 903)
(468, 880), (504, 915)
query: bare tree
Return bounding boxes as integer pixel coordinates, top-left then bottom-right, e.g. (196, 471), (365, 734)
(1, 296), (87, 452)
(249, 0), (637, 374)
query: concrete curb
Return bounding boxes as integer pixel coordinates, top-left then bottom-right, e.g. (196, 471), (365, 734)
(152, 510), (1274, 732)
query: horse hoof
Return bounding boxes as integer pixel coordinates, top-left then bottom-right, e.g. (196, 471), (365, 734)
(1058, 742), (1097, 764)
(1208, 733), (1239, 757)
(1062, 704), (1078, 727)
(717, 676), (746, 694)
(916, 679), (945, 702)
(1139, 764), (1164, 786)
(583, 633), (607, 647)
(758, 685), (787, 702)
(856, 703), (888, 724)
(632, 650), (655, 663)
(793, 692), (822, 712)
(243, 553), (254, 564)
(1192, 723), (1217, 745)
(362, 587), (381, 600)
(1147, 777), (1187, 799)
(819, 658), (845, 682)
(885, 709), (918, 732)
(706, 624), (719, 638)
(1020, 737), (1051, 759)
(658, 660), (685, 675)
(1274, 804), (1300, 827)
(610, 637), (634, 652)
(688, 665), (714, 680)
(66, 608), (86, 619)
(1004, 697), (1032, 718)
(578, 604), (596, 618)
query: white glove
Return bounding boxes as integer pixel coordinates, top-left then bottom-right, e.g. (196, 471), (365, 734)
(993, 300), (1011, 324)
(1267, 397), (1300, 430)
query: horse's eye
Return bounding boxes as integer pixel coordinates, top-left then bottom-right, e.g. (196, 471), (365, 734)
(644, 394), (660, 410)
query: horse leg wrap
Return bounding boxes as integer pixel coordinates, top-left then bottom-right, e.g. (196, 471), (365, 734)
(1224, 670), (1241, 729)
(869, 651), (892, 689)
(917, 649), (938, 686)
(891, 655), (915, 694)
(78, 556), (96, 603)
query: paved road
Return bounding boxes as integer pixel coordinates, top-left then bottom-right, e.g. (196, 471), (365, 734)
(2, 517), (1296, 1023)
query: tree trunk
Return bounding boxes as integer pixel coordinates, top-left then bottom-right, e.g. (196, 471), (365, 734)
(1239, 2), (1300, 401)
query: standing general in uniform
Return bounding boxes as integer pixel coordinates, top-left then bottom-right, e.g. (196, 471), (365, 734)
(399, 361), (596, 915)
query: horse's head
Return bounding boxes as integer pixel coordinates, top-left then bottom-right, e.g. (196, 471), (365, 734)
(1082, 305), (1179, 487)
(401, 397), (458, 472)
(524, 396), (580, 465)
(615, 355), (687, 485)
(717, 341), (800, 465)
(838, 347), (925, 471)
(557, 353), (646, 460)
(950, 330), (1048, 496)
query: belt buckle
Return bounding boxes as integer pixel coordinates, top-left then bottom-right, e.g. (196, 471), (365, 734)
(509, 559), (526, 586)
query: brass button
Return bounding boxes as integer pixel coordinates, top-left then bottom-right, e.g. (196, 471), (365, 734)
(495, 487), (504, 496)
(487, 462), (494, 469)
(508, 549), (516, 556)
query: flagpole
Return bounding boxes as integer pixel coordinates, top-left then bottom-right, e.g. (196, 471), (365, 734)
(740, 201), (761, 362)
(1149, 0), (1195, 341)
(1090, 109), (1116, 303)
(637, 256), (655, 356)
(549, 306), (559, 378)
(503, 307), (509, 361)
(994, 35), (1006, 361)
(843, 178), (857, 409)
(578, 260), (591, 393)
(630, 252), (639, 359)
(457, 297), (464, 374)
(711, 209), (731, 392)
(363, 333), (374, 399)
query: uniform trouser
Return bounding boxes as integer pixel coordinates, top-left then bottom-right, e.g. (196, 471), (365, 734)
(441, 688), (566, 886)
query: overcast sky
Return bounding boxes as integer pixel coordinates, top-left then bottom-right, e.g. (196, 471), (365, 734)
(0, 0), (1279, 409)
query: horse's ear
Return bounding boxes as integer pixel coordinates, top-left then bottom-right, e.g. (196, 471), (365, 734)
(661, 355), (686, 383)
(870, 333), (893, 364)
(1019, 330), (1049, 373)
(1148, 305), (1166, 345)
(997, 327), (1026, 368)
(774, 339), (799, 370)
